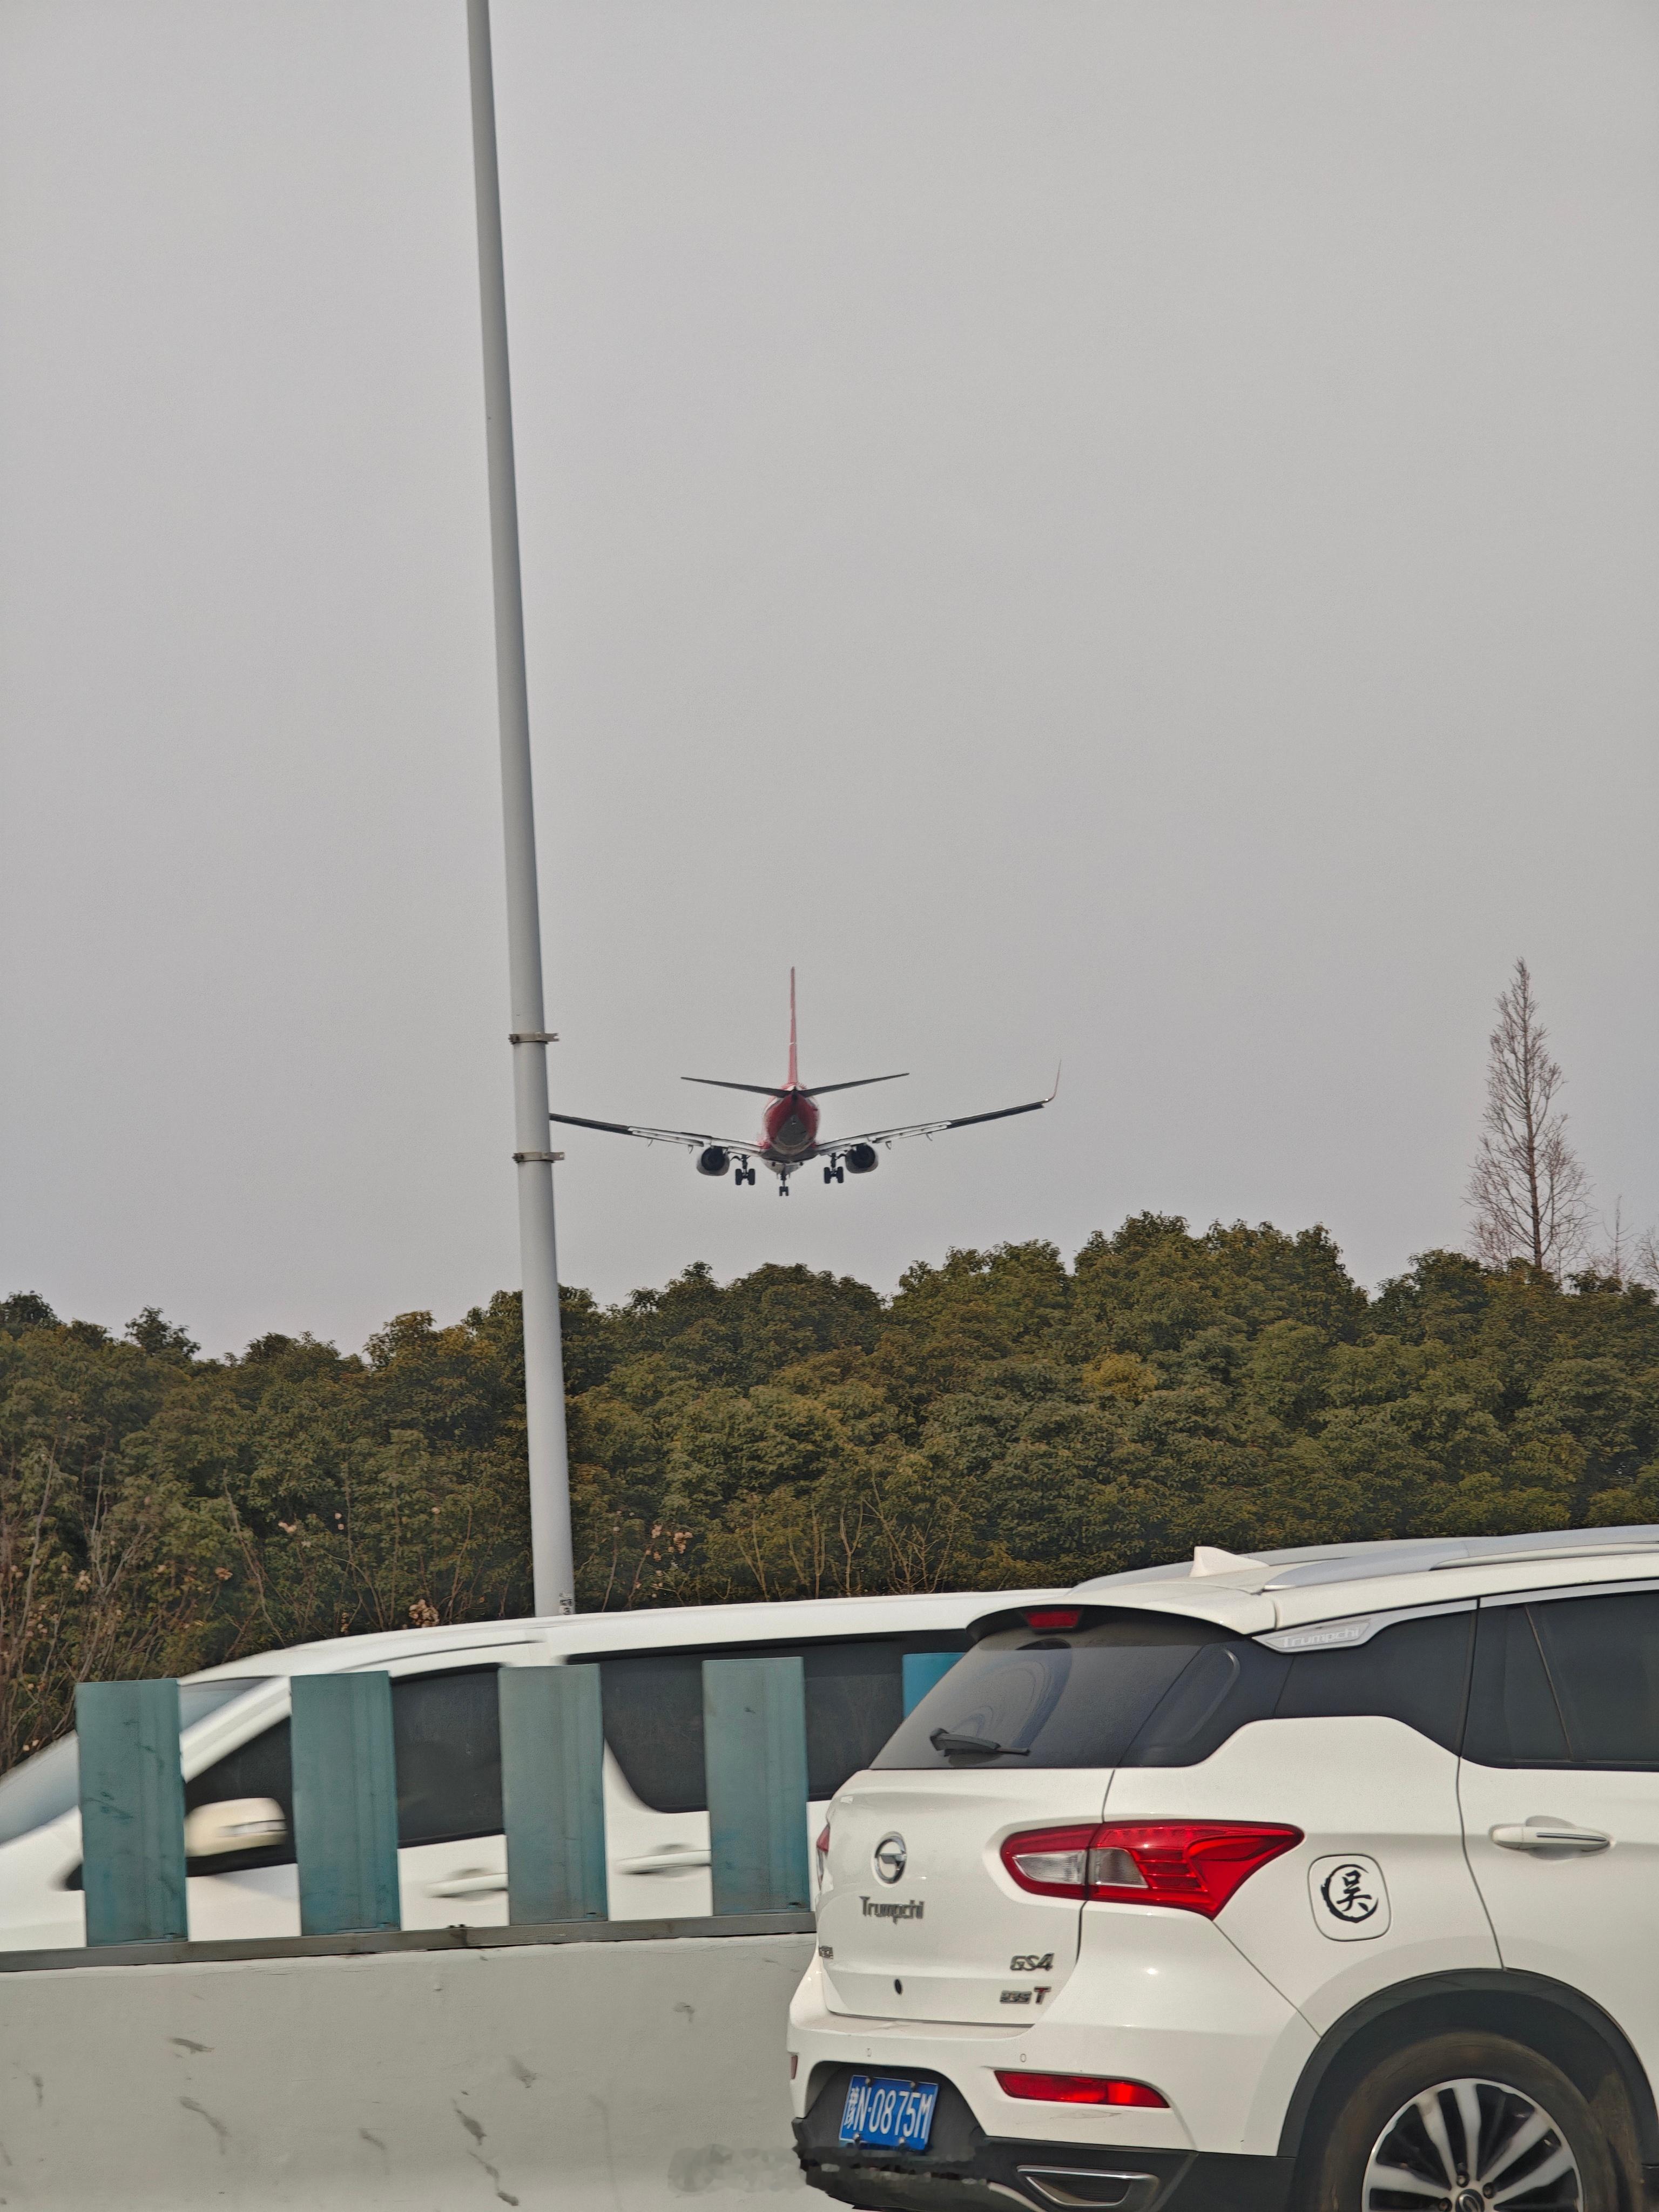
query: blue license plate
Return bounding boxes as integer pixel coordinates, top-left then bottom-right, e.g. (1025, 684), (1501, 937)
(839, 2074), (938, 2152)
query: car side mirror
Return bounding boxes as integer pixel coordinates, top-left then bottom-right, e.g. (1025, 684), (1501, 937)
(183, 1796), (287, 1858)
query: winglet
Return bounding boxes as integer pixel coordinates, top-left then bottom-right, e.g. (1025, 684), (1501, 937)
(1048, 1058), (1063, 1104)
(787, 967), (799, 1091)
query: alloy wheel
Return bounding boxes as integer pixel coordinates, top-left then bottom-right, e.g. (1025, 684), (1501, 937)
(1363, 2076), (1582, 2212)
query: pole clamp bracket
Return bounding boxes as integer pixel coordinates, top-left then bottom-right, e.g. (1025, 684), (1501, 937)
(509, 1031), (559, 1044)
(513, 1150), (564, 1164)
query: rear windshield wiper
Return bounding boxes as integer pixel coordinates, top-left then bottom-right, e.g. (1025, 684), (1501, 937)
(929, 1728), (1029, 1758)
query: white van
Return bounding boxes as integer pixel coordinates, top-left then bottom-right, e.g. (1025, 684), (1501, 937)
(0, 1588), (1056, 1950)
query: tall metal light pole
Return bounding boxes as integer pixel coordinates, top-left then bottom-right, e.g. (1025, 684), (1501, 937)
(466, 0), (574, 1615)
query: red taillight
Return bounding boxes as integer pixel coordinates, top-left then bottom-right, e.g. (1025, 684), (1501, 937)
(1000, 1820), (1301, 1917)
(814, 1824), (831, 1884)
(1025, 1608), (1082, 1631)
(996, 2072), (1168, 2108)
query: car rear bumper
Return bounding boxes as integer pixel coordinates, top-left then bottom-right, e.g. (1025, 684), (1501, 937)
(794, 2065), (1293, 2212)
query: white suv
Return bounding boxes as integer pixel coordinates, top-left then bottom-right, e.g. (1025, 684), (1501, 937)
(791, 1526), (1659, 2212)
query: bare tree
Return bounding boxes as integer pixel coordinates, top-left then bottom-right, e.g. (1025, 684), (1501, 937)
(1599, 1200), (1630, 1283)
(1466, 959), (1593, 1275)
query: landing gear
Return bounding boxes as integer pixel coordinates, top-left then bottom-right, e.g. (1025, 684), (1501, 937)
(778, 1179), (790, 1197)
(824, 1164), (844, 1184)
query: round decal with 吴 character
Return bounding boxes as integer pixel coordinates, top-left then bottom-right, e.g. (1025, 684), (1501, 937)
(1307, 1853), (1390, 1941)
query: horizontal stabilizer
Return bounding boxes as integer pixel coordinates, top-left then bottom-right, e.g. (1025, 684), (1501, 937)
(804, 1073), (908, 1097)
(681, 1077), (784, 1097)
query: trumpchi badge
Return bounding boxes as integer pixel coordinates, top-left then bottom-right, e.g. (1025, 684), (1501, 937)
(873, 1833), (907, 1885)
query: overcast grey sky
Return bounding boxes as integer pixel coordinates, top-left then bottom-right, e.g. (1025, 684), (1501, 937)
(3, 0), (1656, 1358)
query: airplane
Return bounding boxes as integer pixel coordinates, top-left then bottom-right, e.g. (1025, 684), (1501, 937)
(549, 971), (1054, 1196)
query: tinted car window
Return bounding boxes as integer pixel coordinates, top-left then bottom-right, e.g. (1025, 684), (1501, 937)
(596, 1654), (704, 1814)
(1273, 1610), (1473, 1755)
(1468, 1589), (1659, 1769)
(801, 1641), (910, 1797)
(1533, 1590), (1659, 1766)
(875, 1616), (1231, 1770)
(393, 1667), (502, 1847)
(1125, 1640), (1284, 1765)
(590, 1636), (966, 1813)
(185, 1714), (296, 1871)
(0, 1680), (271, 1852)
(877, 1609), (1475, 1771)
(180, 1666), (505, 1872)
(1464, 1602), (1570, 1766)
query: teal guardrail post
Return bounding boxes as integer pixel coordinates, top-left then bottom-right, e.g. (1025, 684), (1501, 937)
(703, 1653), (809, 1915)
(291, 1673), (400, 1936)
(902, 1650), (961, 1714)
(500, 1665), (607, 1923)
(76, 1678), (188, 1945)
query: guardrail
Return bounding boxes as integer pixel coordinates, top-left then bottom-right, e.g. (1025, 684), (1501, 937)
(75, 1652), (824, 1946)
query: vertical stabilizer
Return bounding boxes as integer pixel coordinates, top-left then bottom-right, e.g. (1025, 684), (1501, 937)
(787, 968), (799, 1090)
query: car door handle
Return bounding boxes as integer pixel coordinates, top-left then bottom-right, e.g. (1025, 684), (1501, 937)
(1489, 1823), (1611, 1853)
(615, 1849), (711, 1876)
(424, 1871), (508, 1897)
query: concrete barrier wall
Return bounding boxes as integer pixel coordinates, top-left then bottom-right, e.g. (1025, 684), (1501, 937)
(0, 1927), (815, 2210)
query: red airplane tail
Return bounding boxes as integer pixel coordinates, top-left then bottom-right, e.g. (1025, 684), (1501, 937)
(680, 969), (909, 1100)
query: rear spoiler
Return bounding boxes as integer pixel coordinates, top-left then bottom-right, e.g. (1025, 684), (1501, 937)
(967, 1602), (1235, 1644)
(966, 1603), (1109, 1643)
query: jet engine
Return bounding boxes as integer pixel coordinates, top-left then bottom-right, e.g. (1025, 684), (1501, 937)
(843, 1144), (879, 1175)
(697, 1147), (732, 1177)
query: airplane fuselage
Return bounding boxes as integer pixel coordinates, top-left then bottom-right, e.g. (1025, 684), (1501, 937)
(761, 1088), (820, 1159)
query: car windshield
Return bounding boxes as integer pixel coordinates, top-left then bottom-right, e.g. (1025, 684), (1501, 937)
(873, 1615), (1233, 1769)
(0, 1678), (273, 1849)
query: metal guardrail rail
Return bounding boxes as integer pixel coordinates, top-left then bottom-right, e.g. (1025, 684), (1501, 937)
(0, 1908), (817, 1974)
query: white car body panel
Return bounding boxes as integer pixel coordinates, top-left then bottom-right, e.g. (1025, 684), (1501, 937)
(791, 1917), (1312, 2155)
(817, 1769), (1107, 2023)
(1109, 1713), (1499, 2032)
(1459, 1752), (1659, 2094)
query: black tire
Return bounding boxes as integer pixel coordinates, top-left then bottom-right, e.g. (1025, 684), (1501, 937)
(1302, 2031), (1617, 2212)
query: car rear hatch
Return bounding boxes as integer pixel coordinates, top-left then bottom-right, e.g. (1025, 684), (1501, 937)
(815, 1603), (1249, 2026)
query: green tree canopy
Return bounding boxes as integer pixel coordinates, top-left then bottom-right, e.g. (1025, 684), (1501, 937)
(5, 1218), (1658, 1769)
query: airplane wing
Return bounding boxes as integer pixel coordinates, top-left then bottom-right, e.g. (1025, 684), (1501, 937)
(818, 1094), (1051, 1152)
(549, 1111), (755, 1153)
